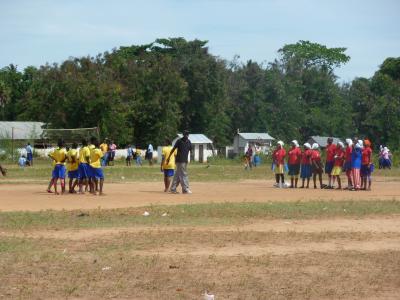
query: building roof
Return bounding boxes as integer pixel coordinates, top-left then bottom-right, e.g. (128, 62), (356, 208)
(0, 121), (45, 140)
(175, 133), (213, 144)
(309, 136), (343, 148)
(238, 132), (275, 141)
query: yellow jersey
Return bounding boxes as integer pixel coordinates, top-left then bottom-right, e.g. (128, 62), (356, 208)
(50, 147), (67, 165)
(66, 148), (79, 171)
(90, 148), (103, 169)
(162, 146), (177, 170)
(100, 143), (108, 153)
(79, 146), (91, 164)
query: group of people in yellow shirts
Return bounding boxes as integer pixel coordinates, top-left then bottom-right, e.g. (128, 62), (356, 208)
(47, 137), (104, 195)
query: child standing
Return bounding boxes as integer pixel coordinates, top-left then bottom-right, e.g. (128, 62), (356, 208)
(311, 143), (324, 189)
(90, 141), (105, 195)
(126, 144), (134, 166)
(66, 142), (80, 193)
(343, 139), (353, 189)
(361, 139), (373, 190)
(300, 143), (313, 188)
(272, 141), (286, 188)
(325, 138), (337, 188)
(161, 139), (177, 192)
(351, 140), (363, 191)
(287, 140), (301, 188)
(48, 139), (67, 195)
(332, 142), (345, 189)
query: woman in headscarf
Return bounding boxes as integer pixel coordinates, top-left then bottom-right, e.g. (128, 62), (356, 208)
(311, 143), (324, 189)
(343, 139), (353, 189)
(332, 142), (345, 190)
(287, 140), (301, 188)
(361, 139), (373, 190)
(272, 141), (286, 188)
(300, 143), (312, 188)
(381, 147), (392, 169)
(351, 140), (363, 190)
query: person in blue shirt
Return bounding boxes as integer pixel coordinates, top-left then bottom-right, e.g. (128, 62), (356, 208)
(126, 144), (134, 166)
(26, 143), (33, 166)
(351, 140), (363, 190)
(18, 154), (27, 168)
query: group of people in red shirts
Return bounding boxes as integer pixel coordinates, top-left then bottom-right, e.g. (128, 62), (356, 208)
(272, 137), (373, 191)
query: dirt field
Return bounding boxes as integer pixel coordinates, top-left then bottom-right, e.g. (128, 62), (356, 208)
(1, 178), (400, 299)
(0, 178), (399, 211)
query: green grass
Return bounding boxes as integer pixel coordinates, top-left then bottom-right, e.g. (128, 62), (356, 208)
(1, 200), (400, 231)
(1, 157), (399, 184)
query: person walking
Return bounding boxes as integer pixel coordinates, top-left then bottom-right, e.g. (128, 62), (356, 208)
(167, 131), (192, 194)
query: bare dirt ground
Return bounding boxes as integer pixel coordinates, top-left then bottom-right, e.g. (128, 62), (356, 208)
(0, 178), (399, 212)
(2, 179), (400, 299)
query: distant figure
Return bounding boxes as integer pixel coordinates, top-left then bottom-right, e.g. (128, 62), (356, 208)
(380, 146), (392, 169)
(48, 139), (67, 195)
(0, 164), (6, 176)
(332, 142), (345, 190)
(66, 142), (80, 193)
(146, 143), (154, 166)
(161, 139), (177, 192)
(26, 143), (33, 166)
(135, 147), (142, 166)
(343, 139), (353, 189)
(311, 143), (324, 189)
(351, 140), (363, 190)
(287, 140), (301, 188)
(18, 154), (27, 168)
(325, 137), (336, 188)
(167, 130), (192, 194)
(108, 141), (117, 166)
(272, 141), (286, 188)
(244, 146), (253, 170)
(361, 139), (373, 190)
(300, 143), (312, 188)
(126, 144), (134, 166)
(100, 139), (109, 166)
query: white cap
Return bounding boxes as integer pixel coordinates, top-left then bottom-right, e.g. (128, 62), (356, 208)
(304, 143), (311, 149)
(291, 140), (299, 147)
(312, 143), (319, 150)
(345, 138), (353, 146)
(277, 141), (284, 146)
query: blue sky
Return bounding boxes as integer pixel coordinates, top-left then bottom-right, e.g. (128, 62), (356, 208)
(1, 0), (399, 81)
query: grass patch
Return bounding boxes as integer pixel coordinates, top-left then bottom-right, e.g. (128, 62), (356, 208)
(1, 200), (400, 231)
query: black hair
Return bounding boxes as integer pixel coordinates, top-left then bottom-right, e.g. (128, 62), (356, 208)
(165, 138), (171, 145)
(72, 142), (78, 149)
(81, 139), (87, 146)
(57, 139), (64, 148)
(90, 136), (97, 144)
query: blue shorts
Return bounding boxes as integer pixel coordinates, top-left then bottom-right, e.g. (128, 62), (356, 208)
(27, 153), (33, 161)
(92, 168), (104, 179)
(53, 165), (66, 179)
(343, 161), (352, 172)
(288, 164), (300, 176)
(361, 164), (374, 176)
(325, 161), (334, 174)
(87, 165), (95, 178)
(68, 170), (80, 179)
(300, 164), (312, 179)
(164, 169), (174, 177)
(78, 163), (90, 179)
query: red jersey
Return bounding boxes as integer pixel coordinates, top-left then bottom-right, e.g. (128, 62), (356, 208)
(345, 146), (352, 162)
(361, 147), (372, 165)
(273, 148), (286, 164)
(301, 149), (312, 165)
(326, 144), (337, 162)
(311, 149), (321, 162)
(288, 147), (301, 165)
(334, 148), (345, 167)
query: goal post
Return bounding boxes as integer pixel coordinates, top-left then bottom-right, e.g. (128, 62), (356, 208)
(39, 127), (100, 146)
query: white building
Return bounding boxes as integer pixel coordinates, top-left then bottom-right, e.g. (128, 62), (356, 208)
(232, 132), (275, 156)
(171, 133), (215, 163)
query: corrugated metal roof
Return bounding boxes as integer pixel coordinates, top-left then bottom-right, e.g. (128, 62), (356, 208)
(309, 136), (343, 148)
(238, 132), (275, 141)
(176, 133), (213, 144)
(0, 121), (45, 140)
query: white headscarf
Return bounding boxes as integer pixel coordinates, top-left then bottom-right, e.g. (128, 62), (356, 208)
(291, 140), (299, 147)
(304, 143), (311, 149)
(277, 141), (284, 146)
(312, 143), (319, 150)
(345, 138), (353, 147)
(338, 142), (344, 148)
(355, 140), (363, 149)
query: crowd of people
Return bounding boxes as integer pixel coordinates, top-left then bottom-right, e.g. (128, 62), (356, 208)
(272, 137), (377, 191)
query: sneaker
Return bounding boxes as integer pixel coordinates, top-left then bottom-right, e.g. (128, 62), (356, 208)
(183, 189), (192, 194)
(273, 183), (279, 188)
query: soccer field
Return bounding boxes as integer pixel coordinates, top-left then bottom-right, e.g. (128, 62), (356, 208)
(1, 161), (400, 299)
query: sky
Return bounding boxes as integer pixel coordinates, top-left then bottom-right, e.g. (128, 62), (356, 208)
(1, 0), (399, 82)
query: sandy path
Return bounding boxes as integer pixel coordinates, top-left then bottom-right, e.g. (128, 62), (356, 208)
(0, 179), (399, 212)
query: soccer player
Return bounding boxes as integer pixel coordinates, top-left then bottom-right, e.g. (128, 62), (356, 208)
(89, 140), (104, 195)
(351, 140), (363, 191)
(332, 142), (345, 190)
(343, 139), (353, 190)
(48, 139), (67, 195)
(287, 140), (301, 188)
(88, 137), (97, 192)
(311, 143), (324, 189)
(78, 139), (91, 194)
(300, 143), (312, 188)
(161, 139), (177, 192)
(272, 141), (286, 188)
(361, 139), (373, 190)
(66, 142), (80, 193)
(325, 137), (337, 188)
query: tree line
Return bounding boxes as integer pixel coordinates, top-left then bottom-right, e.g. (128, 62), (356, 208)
(0, 38), (399, 150)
